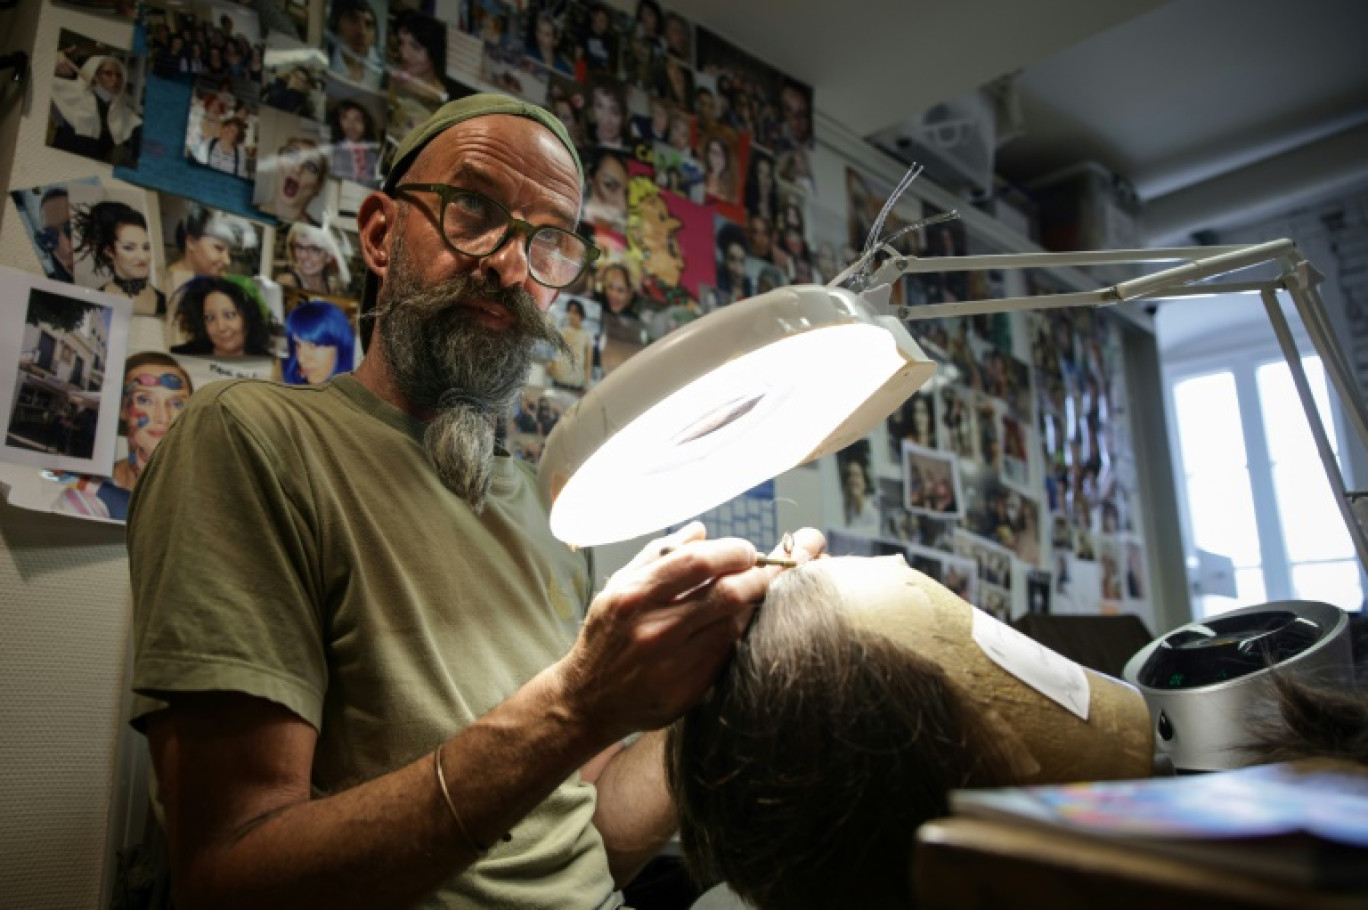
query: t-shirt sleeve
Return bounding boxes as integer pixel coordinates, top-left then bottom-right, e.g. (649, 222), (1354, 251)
(127, 385), (327, 732)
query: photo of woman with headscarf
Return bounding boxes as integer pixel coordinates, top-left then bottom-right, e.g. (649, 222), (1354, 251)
(47, 31), (143, 166)
(159, 196), (260, 299)
(72, 199), (166, 315)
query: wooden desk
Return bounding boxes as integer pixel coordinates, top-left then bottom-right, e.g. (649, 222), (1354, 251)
(914, 817), (1368, 910)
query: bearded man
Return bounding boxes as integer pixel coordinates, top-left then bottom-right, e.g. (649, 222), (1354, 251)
(128, 94), (825, 909)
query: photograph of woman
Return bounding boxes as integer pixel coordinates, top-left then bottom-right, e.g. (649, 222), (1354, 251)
(526, 10), (573, 76)
(701, 132), (738, 204)
(388, 8), (451, 102)
(51, 352), (194, 522)
(545, 297), (595, 391)
(48, 32), (143, 166)
(72, 199), (166, 315)
(273, 222), (351, 296)
(114, 351), (192, 487)
(326, 90), (383, 186)
(281, 299), (355, 385)
(836, 442), (881, 534)
(588, 78), (628, 148)
(171, 275), (273, 358)
(254, 122), (330, 225)
(160, 197), (259, 298)
(744, 150), (777, 222)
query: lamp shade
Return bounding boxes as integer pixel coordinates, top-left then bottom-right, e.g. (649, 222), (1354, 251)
(538, 284), (936, 547)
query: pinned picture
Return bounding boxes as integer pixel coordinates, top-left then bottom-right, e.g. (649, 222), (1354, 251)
(387, 7), (454, 102)
(524, 7), (575, 77)
(271, 221), (360, 302)
(325, 76), (387, 188)
(700, 127), (745, 208)
(279, 290), (359, 385)
(48, 30), (144, 167)
(9, 178), (99, 284)
(8, 350), (197, 523)
(583, 146), (630, 233)
(886, 388), (937, 460)
(68, 182), (165, 316)
(254, 107), (332, 225)
(834, 440), (881, 535)
(261, 34), (329, 120)
(542, 295), (601, 394)
(170, 274), (275, 359)
(326, 0), (387, 90)
(902, 441), (963, 519)
(159, 195), (262, 300)
(1, 268), (130, 475)
(144, 0), (265, 82)
(712, 218), (752, 305)
(590, 260), (647, 378)
(185, 77), (260, 180)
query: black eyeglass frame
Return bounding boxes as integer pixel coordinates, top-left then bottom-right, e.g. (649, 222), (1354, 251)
(393, 182), (601, 289)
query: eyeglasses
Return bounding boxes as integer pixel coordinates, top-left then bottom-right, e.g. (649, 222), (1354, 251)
(36, 223), (72, 251)
(395, 183), (600, 289)
(125, 373), (187, 395)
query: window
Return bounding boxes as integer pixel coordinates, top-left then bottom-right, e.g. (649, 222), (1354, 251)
(1169, 353), (1363, 617)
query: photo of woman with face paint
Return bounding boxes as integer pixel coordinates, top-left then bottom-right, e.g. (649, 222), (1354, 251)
(112, 353), (194, 493)
(72, 200), (166, 316)
(171, 275), (273, 358)
(49, 352), (195, 523)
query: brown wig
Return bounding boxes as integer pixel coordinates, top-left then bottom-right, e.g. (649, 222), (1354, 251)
(666, 565), (1017, 910)
(1242, 669), (1368, 767)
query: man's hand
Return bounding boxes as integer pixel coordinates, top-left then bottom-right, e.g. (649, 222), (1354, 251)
(554, 523), (826, 743)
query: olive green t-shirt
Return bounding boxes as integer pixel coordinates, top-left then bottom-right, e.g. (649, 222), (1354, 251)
(128, 374), (617, 908)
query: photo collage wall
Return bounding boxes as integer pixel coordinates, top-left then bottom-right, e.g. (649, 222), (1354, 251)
(825, 165), (1151, 622)
(6, 0), (1150, 621)
(3, 0), (817, 526)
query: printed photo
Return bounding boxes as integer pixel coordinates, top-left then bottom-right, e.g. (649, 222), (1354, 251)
(47, 30), (144, 167)
(186, 77), (260, 180)
(387, 6), (454, 102)
(834, 440), (881, 535)
(326, 0), (387, 89)
(68, 182), (165, 316)
(325, 76), (387, 188)
(541, 295), (601, 394)
(271, 221), (361, 302)
(261, 34), (330, 121)
(159, 195), (263, 300)
(9, 178), (100, 284)
(170, 274), (275, 359)
(254, 107), (332, 225)
(901, 440), (963, 519)
(1, 269), (130, 475)
(279, 290), (359, 384)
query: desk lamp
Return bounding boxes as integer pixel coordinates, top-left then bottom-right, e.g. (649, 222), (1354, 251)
(540, 177), (1366, 559)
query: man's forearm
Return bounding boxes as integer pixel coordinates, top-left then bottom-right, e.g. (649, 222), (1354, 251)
(590, 730), (677, 887)
(162, 668), (605, 910)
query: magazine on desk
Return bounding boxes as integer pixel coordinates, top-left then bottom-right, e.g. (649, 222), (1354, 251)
(949, 762), (1368, 889)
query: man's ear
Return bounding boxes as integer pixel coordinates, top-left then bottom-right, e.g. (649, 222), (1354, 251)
(357, 191), (396, 282)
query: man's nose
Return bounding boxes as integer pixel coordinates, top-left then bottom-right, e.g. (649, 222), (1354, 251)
(479, 233), (533, 292)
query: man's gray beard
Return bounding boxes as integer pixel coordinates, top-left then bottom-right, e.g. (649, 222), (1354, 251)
(373, 235), (571, 511)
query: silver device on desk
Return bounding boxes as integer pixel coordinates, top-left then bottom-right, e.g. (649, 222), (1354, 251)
(1123, 601), (1353, 772)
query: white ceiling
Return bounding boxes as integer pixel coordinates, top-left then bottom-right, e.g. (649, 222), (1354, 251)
(648, 0), (1368, 244)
